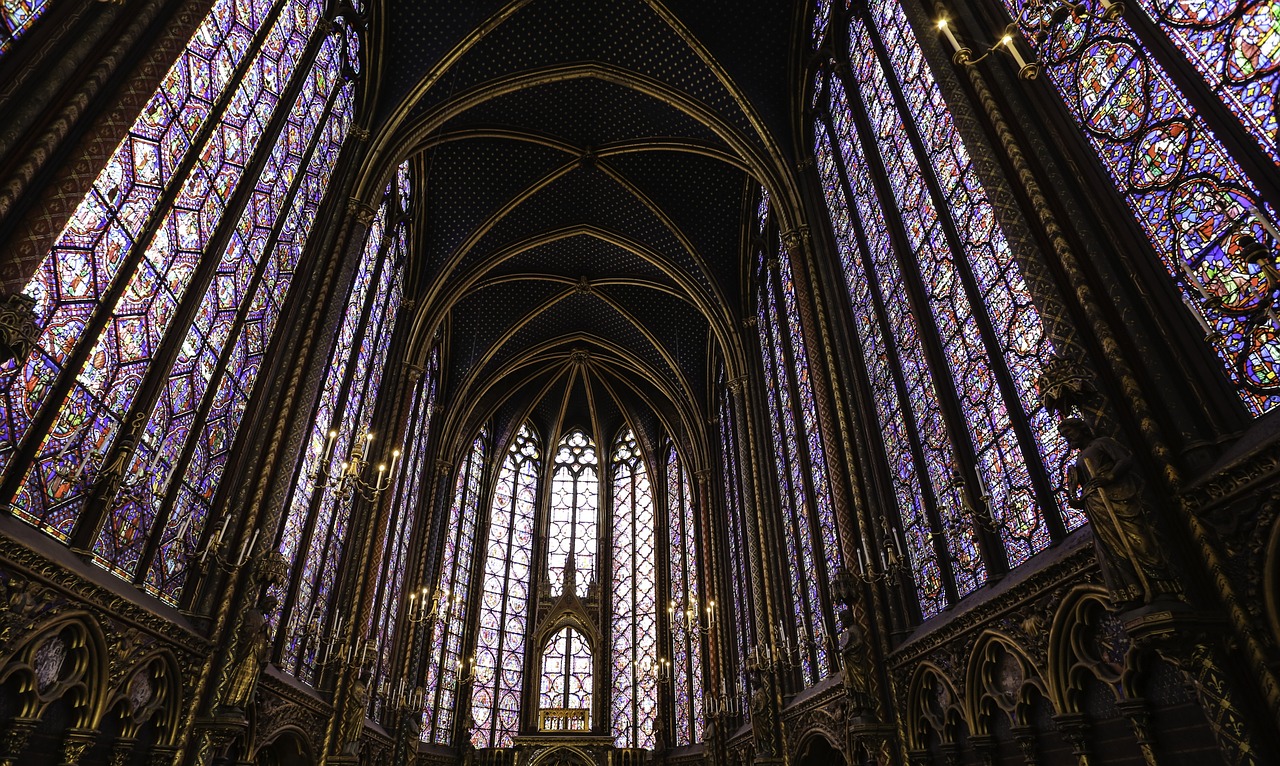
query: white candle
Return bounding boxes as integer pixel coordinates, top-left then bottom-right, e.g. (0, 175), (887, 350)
(938, 19), (963, 54)
(1003, 34), (1030, 70)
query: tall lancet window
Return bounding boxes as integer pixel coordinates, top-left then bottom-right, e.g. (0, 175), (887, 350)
(986, 0), (1280, 413)
(611, 428), (657, 748)
(539, 627), (593, 721)
(422, 428), (488, 744)
(547, 430), (598, 597)
(718, 380), (753, 712)
(0, 0), (358, 604)
(813, 1), (1083, 617)
(666, 445), (704, 745)
(275, 177), (407, 683)
(368, 338), (437, 722)
(754, 192), (841, 683)
(472, 424), (540, 748)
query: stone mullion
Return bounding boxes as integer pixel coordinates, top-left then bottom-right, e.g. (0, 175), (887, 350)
(0, 0), (212, 291)
(453, 445), (502, 747)
(0, 0), (293, 506)
(827, 63), (969, 599)
(181, 143), (373, 764)
(335, 306), (419, 643)
(364, 360), (426, 721)
(390, 456), (453, 765)
(780, 225), (889, 694)
(328, 320), (421, 759)
(693, 469), (721, 694)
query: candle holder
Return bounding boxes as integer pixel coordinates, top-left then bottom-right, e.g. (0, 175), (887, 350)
(938, 21), (1039, 79)
(642, 656), (673, 684)
(313, 429), (401, 506)
(851, 519), (912, 585)
(668, 598), (716, 639)
(446, 656), (477, 689)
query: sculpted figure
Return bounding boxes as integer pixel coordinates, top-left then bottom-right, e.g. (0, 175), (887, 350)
(1060, 418), (1181, 607)
(839, 623), (871, 707)
(746, 648), (775, 757)
(340, 668), (369, 755)
(224, 593), (276, 710)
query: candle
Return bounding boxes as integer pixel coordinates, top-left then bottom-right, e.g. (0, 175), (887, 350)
(1251, 205), (1280, 244)
(1180, 259), (1212, 300)
(323, 429), (337, 462)
(937, 18), (962, 54)
(1002, 33), (1031, 71)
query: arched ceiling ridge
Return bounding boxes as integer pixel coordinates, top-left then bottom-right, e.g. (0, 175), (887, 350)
(452, 293), (700, 419)
(445, 334), (703, 455)
(358, 63), (775, 201)
(371, 1), (810, 424)
(592, 360), (708, 471)
(409, 226), (731, 360)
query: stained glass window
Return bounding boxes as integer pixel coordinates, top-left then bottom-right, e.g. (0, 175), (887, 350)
(754, 193), (837, 683)
(547, 430), (598, 597)
(472, 424), (539, 748)
(539, 626), (593, 719)
(718, 383), (753, 712)
(996, 0), (1280, 414)
(0, 0), (358, 603)
(611, 428), (657, 749)
(369, 340), (436, 722)
(811, 0), (1089, 616)
(422, 428), (488, 744)
(1, 0), (49, 57)
(666, 445), (704, 745)
(1136, 0), (1278, 166)
(275, 179), (406, 684)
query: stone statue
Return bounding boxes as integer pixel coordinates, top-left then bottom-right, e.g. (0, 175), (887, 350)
(224, 593), (276, 711)
(1060, 418), (1181, 607)
(839, 623), (871, 707)
(704, 715), (720, 766)
(746, 648), (775, 757)
(340, 667), (369, 755)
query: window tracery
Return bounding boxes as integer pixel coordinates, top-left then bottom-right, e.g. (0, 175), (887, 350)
(472, 423), (539, 748)
(540, 626), (593, 717)
(812, 0), (1086, 616)
(421, 427), (488, 744)
(611, 427), (657, 749)
(666, 444), (704, 745)
(998, 0), (1280, 414)
(368, 342), (437, 722)
(755, 192), (840, 679)
(547, 429), (598, 597)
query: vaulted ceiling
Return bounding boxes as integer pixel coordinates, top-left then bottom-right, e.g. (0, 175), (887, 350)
(361, 0), (809, 464)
